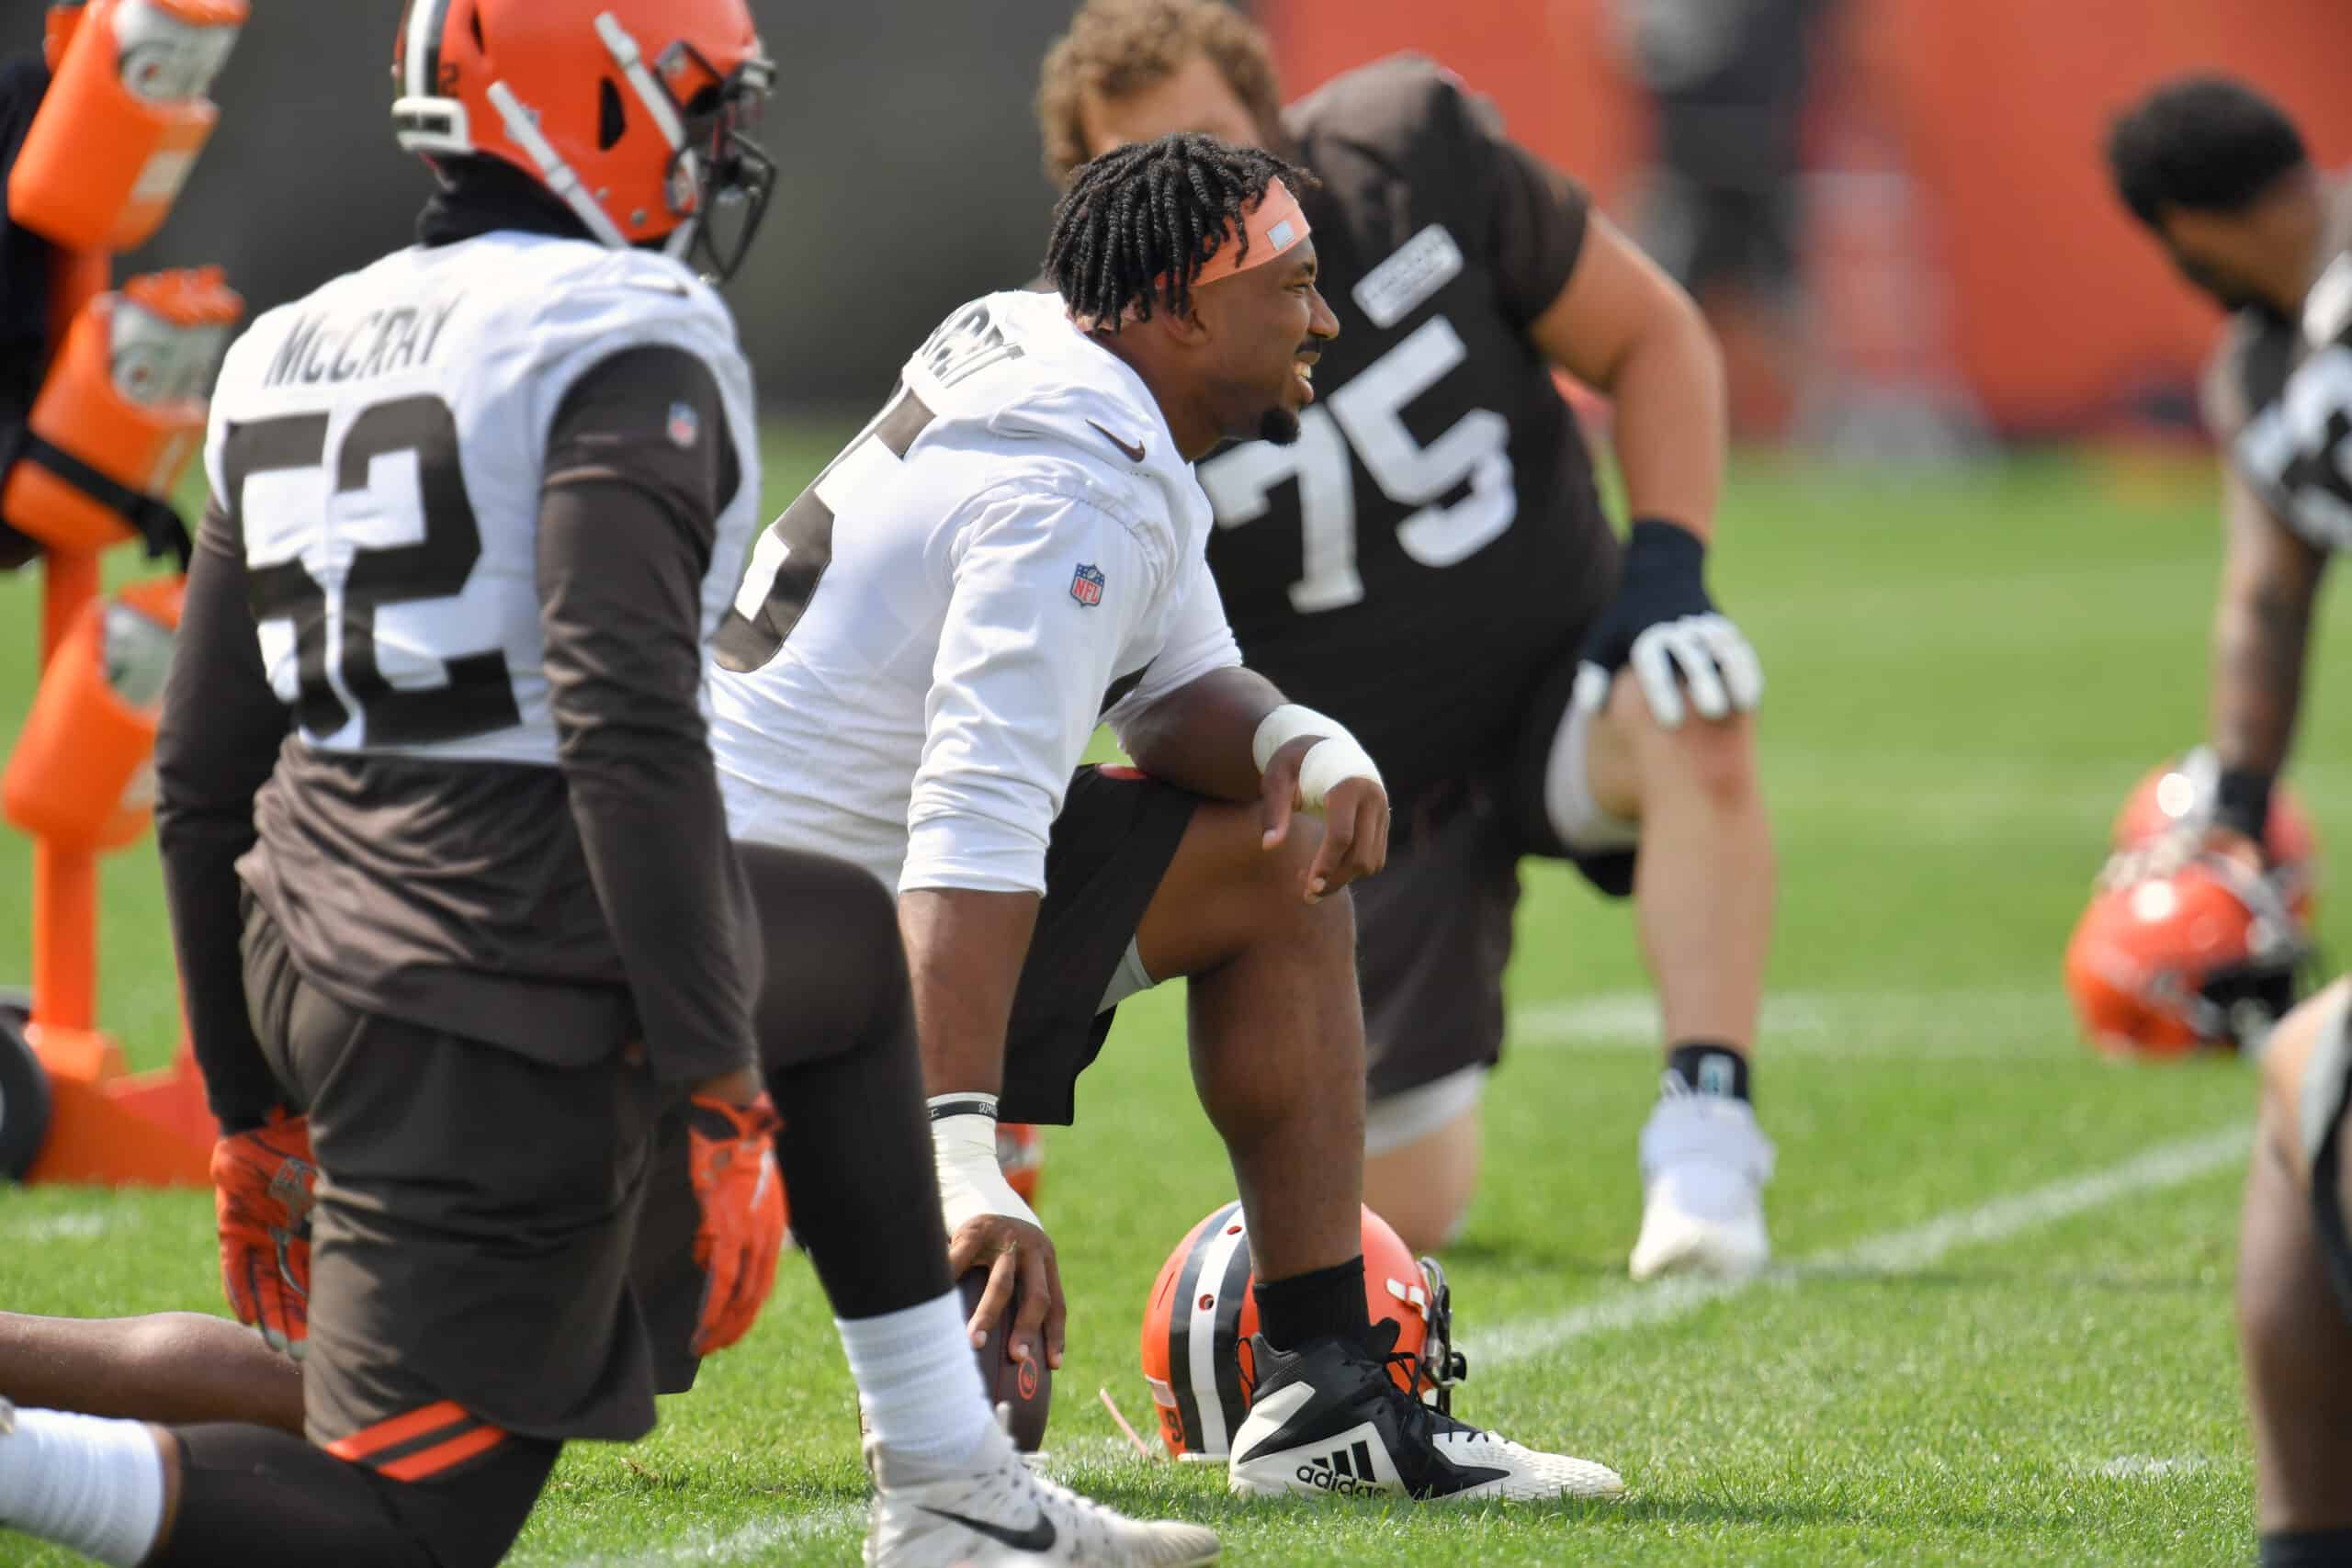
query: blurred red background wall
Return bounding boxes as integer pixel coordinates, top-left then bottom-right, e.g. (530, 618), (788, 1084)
(1261, 0), (2352, 433)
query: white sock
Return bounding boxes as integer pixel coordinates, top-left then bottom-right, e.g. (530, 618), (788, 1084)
(835, 1292), (996, 1463)
(0, 1408), (167, 1567)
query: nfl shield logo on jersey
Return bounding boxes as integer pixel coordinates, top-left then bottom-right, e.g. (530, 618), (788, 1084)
(1069, 563), (1105, 607)
(666, 401), (700, 448)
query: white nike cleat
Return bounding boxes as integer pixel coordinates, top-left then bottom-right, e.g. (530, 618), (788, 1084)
(1629, 1077), (1775, 1282)
(866, 1409), (1219, 1566)
(1227, 1325), (1624, 1503)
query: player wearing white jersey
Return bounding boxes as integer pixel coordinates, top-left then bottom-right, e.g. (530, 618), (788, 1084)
(710, 132), (1622, 1506)
(0, 7), (1219, 1567)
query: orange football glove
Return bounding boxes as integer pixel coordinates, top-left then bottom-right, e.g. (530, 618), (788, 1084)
(209, 1113), (317, 1359)
(686, 1092), (786, 1355)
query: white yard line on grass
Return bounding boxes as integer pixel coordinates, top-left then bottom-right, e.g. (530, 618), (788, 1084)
(0, 1209), (113, 1243)
(1478, 1124), (2252, 1368)
(531, 1502), (870, 1567)
(1509, 988), (2068, 1061)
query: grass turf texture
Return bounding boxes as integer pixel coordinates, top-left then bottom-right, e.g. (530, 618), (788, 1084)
(0, 437), (2318, 1564)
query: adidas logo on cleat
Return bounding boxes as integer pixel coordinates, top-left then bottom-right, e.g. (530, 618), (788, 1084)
(1295, 1438), (1383, 1495)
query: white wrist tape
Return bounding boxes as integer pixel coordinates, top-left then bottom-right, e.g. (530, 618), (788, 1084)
(1297, 734), (1382, 810)
(1251, 703), (1347, 773)
(928, 1093), (1041, 1236)
(1252, 703), (1382, 810)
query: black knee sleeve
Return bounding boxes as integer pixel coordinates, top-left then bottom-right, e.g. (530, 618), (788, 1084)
(2265, 1529), (2352, 1567)
(155, 1422), (558, 1568)
(733, 841), (947, 1317)
(736, 841), (913, 1076)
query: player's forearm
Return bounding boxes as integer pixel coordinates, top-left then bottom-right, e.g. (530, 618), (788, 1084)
(2210, 575), (2316, 779)
(565, 750), (759, 1083)
(898, 886), (1039, 1097)
(1117, 665), (1286, 802)
(155, 509), (294, 1134)
(542, 479), (759, 1086)
(1605, 299), (1726, 544)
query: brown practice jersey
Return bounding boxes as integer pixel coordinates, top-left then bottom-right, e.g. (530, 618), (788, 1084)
(2208, 186), (2352, 551)
(1199, 54), (1619, 816)
(154, 221), (765, 1130)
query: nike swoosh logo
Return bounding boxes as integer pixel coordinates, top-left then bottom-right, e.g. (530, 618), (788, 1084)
(629, 277), (691, 298)
(1088, 421), (1147, 464)
(919, 1506), (1057, 1552)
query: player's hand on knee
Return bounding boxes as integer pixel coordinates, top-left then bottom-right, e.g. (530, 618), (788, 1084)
(948, 1213), (1067, 1371)
(685, 1088), (787, 1355)
(209, 1111), (318, 1359)
(1306, 775), (1388, 899)
(1577, 518), (1763, 731)
(1256, 708), (1387, 897)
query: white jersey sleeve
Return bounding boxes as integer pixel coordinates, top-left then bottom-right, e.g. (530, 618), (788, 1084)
(710, 288), (1221, 896)
(904, 480), (1171, 895)
(1101, 550), (1243, 745)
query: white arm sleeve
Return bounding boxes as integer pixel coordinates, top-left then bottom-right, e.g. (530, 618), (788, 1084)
(901, 486), (1165, 896)
(1102, 552), (1243, 746)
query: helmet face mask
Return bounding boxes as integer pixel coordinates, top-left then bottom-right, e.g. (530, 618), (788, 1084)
(661, 44), (775, 284)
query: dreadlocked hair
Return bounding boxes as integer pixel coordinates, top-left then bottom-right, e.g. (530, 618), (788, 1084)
(1045, 131), (1316, 332)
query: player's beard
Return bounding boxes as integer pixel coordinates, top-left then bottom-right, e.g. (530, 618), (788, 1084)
(1258, 407), (1303, 445)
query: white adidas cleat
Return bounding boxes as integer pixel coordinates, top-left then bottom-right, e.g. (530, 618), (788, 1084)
(1227, 1324), (1624, 1504)
(1629, 1077), (1775, 1282)
(866, 1409), (1219, 1566)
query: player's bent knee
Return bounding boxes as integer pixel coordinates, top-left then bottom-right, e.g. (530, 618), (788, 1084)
(1363, 1083), (1482, 1254)
(1653, 711), (1761, 812)
(738, 841), (911, 1072)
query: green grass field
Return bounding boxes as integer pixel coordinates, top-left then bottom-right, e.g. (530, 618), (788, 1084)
(1, 436), (2334, 1564)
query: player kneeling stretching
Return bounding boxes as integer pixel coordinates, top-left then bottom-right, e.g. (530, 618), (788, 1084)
(1037, 0), (1775, 1275)
(707, 131), (1619, 1504)
(0, 4), (1214, 1565)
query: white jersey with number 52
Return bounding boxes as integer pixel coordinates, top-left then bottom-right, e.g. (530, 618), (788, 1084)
(204, 231), (761, 766)
(709, 288), (1241, 897)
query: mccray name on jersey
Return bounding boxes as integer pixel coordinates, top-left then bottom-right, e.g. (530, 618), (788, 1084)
(260, 299), (462, 389)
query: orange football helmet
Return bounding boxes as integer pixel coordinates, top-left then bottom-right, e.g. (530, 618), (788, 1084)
(2064, 856), (2310, 1057)
(996, 1122), (1046, 1206)
(1138, 1202), (1464, 1461)
(390, 0), (775, 279)
(2110, 750), (2320, 919)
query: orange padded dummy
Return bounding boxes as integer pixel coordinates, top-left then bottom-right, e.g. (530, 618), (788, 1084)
(8, 0), (246, 253)
(2, 269), (240, 555)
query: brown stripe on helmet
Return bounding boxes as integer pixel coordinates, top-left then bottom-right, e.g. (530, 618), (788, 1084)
(1167, 1199), (1241, 1456)
(1208, 1211), (1258, 1442)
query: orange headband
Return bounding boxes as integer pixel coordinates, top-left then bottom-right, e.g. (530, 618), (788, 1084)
(1071, 179), (1313, 333)
(1190, 178), (1311, 288)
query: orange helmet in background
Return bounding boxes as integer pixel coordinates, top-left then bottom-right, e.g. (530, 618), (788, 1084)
(2110, 749), (2320, 919)
(1139, 1202), (1465, 1461)
(996, 1121), (1046, 1206)
(390, 0), (776, 280)
(2064, 856), (2310, 1057)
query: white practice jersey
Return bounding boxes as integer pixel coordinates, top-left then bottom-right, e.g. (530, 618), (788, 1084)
(204, 231), (761, 765)
(710, 289), (1243, 896)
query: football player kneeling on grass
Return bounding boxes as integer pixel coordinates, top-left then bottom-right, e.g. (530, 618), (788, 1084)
(1037, 0), (1775, 1279)
(0, 4), (1216, 1566)
(706, 132), (1620, 1505)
